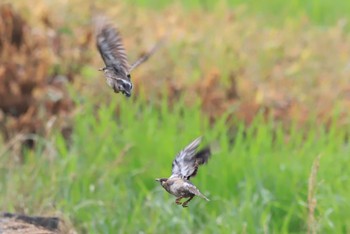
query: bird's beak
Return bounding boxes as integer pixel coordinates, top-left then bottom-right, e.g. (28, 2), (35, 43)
(122, 90), (131, 97)
(155, 178), (160, 182)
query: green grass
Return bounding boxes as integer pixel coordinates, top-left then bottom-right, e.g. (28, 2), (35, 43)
(125, 0), (350, 25)
(1, 94), (349, 233)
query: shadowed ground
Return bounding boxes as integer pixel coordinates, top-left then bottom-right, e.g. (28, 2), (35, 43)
(0, 213), (68, 234)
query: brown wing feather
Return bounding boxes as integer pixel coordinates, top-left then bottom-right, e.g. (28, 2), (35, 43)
(129, 37), (165, 72)
(171, 137), (212, 180)
(189, 147), (211, 179)
(95, 19), (130, 74)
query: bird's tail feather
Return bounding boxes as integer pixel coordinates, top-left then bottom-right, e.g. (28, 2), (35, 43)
(199, 193), (210, 201)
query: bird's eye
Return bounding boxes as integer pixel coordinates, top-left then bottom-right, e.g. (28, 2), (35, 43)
(123, 82), (132, 90)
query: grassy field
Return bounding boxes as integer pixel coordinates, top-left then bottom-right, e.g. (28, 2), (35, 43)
(1, 96), (350, 233)
(1, 0), (350, 233)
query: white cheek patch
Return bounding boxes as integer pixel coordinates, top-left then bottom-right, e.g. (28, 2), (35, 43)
(120, 79), (132, 90)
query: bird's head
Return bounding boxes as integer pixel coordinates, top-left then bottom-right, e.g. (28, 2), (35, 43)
(115, 76), (132, 97)
(155, 178), (168, 187)
(102, 69), (133, 97)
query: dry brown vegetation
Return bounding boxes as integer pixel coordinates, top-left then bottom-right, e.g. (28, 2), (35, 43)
(1, 2), (350, 141)
(307, 155), (321, 234)
(0, 4), (89, 144)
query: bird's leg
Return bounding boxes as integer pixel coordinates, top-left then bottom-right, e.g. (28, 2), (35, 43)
(113, 85), (118, 93)
(182, 195), (195, 208)
(175, 197), (183, 205)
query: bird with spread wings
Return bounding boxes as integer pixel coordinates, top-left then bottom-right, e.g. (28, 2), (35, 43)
(95, 17), (162, 97)
(156, 137), (212, 207)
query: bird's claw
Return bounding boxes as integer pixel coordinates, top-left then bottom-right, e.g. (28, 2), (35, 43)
(175, 198), (183, 205)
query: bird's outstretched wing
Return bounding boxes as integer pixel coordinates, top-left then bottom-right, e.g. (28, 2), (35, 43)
(129, 37), (165, 72)
(95, 18), (130, 76)
(171, 137), (211, 180)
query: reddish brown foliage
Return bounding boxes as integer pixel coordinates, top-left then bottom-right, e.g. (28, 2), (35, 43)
(1, 3), (349, 145)
(0, 4), (75, 144)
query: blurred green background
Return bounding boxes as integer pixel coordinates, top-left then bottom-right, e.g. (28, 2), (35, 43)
(130, 0), (350, 25)
(0, 0), (349, 233)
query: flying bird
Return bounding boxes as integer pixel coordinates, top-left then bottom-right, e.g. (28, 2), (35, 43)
(95, 18), (163, 97)
(156, 137), (212, 207)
